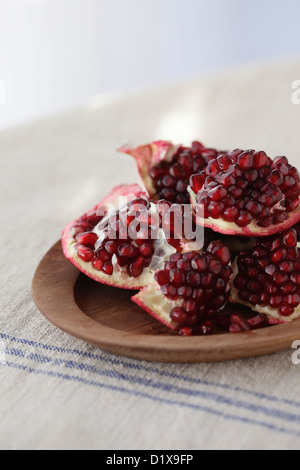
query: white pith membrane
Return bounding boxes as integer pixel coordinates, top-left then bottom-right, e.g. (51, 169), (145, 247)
(62, 189), (177, 290)
(230, 242), (300, 324)
(188, 186), (300, 237)
(132, 280), (184, 330)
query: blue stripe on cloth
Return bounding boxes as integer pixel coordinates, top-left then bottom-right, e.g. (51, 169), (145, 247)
(4, 344), (300, 429)
(1, 332), (299, 410)
(3, 360), (300, 438)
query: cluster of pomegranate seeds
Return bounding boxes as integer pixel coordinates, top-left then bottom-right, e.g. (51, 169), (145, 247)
(234, 228), (300, 317)
(149, 141), (227, 204)
(154, 241), (232, 332)
(190, 150), (300, 227)
(154, 199), (200, 250)
(74, 198), (157, 278)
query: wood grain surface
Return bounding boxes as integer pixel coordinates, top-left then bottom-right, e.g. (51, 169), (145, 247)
(31, 241), (300, 363)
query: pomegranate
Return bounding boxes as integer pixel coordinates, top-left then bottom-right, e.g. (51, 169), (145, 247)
(230, 227), (300, 323)
(132, 241), (233, 332)
(119, 140), (227, 204)
(62, 184), (177, 290)
(189, 150), (300, 236)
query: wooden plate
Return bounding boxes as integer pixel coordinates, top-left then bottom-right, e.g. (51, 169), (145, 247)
(32, 241), (300, 363)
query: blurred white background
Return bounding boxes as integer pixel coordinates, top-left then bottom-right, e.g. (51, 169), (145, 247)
(0, 0), (299, 130)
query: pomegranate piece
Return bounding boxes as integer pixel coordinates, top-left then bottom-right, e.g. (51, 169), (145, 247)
(132, 241), (233, 331)
(189, 149), (300, 236)
(119, 140), (227, 204)
(62, 184), (177, 290)
(230, 228), (300, 323)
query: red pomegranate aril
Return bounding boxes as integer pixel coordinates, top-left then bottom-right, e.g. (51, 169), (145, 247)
(229, 324), (242, 333)
(283, 229), (297, 247)
(128, 258), (144, 278)
(290, 273), (300, 285)
(230, 314), (251, 331)
(244, 169), (258, 183)
(97, 248), (112, 262)
(208, 258), (223, 275)
(285, 293), (300, 307)
(208, 201), (222, 219)
(179, 327), (193, 337)
(178, 286), (193, 298)
(177, 259), (192, 272)
(92, 258), (104, 271)
(191, 255), (207, 272)
(280, 283), (296, 294)
(223, 207), (239, 222)
(201, 272), (215, 288)
(236, 212), (253, 227)
(248, 280), (261, 291)
(117, 243), (139, 259)
(260, 293), (270, 304)
(190, 174), (205, 192)
(182, 299), (197, 315)
(219, 173), (236, 187)
(155, 270), (170, 286)
(75, 231), (98, 247)
(195, 321), (214, 336)
(279, 306), (295, 316)
(170, 308), (198, 326)
(76, 245), (95, 262)
(169, 269), (185, 286)
(247, 314), (268, 329)
(238, 152), (254, 169)
(217, 155), (231, 170)
(273, 272), (289, 285)
(270, 295), (283, 308)
(208, 186), (228, 201)
(266, 283), (278, 295)
(139, 242), (154, 257)
(245, 202), (262, 217)
(209, 242), (231, 265)
(103, 262), (113, 275)
(105, 241), (118, 255)
(234, 275), (247, 289)
(271, 249), (287, 264)
(186, 271), (201, 287)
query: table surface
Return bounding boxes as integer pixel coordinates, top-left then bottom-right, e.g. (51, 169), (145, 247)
(1, 59), (300, 450)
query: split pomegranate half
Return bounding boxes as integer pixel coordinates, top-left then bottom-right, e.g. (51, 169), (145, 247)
(62, 184), (177, 290)
(189, 150), (300, 236)
(119, 140), (227, 204)
(231, 227), (300, 323)
(132, 241), (233, 334)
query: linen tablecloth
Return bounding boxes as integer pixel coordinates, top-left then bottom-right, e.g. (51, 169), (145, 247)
(1, 60), (300, 450)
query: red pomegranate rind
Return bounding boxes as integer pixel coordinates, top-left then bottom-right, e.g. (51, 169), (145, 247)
(62, 184), (175, 290)
(120, 140), (227, 204)
(230, 228), (300, 323)
(132, 242), (233, 331)
(189, 150), (300, 236)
